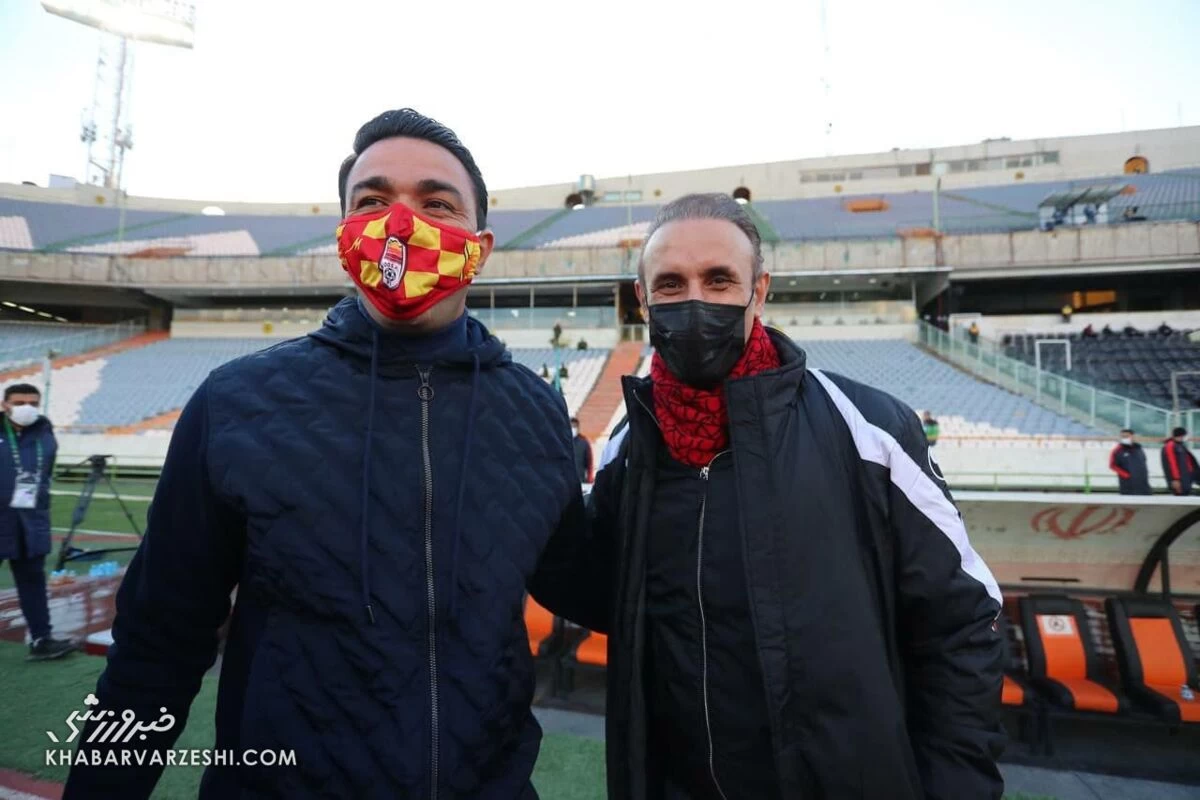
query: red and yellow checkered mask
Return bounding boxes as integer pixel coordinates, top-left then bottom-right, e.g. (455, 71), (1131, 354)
(336, 203), (483, 321)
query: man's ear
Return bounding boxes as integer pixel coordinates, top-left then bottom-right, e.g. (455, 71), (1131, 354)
(753, 272), (771, 317)
(473, 230), (496, 276)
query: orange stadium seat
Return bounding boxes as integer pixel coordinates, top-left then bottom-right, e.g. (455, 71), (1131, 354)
(1019, 595), (1126, 714)
(560, 629), (608, 695)
(573, 631), (608, 668)
(1106, 597), (1200, 725)
(524, 596), (561, 658)
(997, 614), (1033, 707)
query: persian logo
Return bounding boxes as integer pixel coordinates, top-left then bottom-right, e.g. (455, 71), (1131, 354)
(1038, 614), (1075, 637)
(1030, 506), (1136, 540)
(47, 693), (175, 744)
(380, 236), (407, 290)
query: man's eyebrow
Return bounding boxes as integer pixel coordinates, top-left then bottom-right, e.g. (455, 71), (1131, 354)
(650, 268), (682, 286)
(415, 178), (466, 205)
(348, 175), (394, 200)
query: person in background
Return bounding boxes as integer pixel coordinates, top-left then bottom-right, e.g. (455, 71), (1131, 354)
(1109, 428), (1151, 495)
(571, 416), (594, 484)
(1162, 427), (1198, 496)
(0, 384), (74, 661)
(1060, 304), (1073, 323)
(1082, 323), (1097, 339)
(923, 410), (941, 448)
(1157, 321), (1174, 337)
(968, 321), (981, 343)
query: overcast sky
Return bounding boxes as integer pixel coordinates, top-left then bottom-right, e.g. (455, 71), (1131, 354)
(1, 0), (1197, 203)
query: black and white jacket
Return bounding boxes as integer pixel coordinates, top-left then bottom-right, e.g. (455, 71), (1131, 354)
(580, 329), (1005, 800)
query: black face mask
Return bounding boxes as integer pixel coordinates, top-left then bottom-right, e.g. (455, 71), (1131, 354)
(648, 296), (752, 388)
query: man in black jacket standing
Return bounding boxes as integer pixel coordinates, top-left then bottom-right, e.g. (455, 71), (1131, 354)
(1109, 428), (1151, 495)
(587, 194), (1005, 799)
(571, 416), (594, 484)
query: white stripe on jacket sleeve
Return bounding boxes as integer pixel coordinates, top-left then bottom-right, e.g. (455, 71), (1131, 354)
(811, 369), (1003, 608)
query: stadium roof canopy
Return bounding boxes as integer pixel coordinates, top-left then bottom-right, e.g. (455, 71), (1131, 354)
(1038, 183), (1129, 210)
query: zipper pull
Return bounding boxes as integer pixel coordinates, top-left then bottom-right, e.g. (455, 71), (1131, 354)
(699, 466), (710, 481)
(416, 366), (434, 401)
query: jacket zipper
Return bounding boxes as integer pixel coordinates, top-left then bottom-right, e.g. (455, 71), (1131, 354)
(417, 366), (440, 800)
(697, 450), (730, 800)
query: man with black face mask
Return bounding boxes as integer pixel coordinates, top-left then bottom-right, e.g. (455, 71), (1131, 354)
(587, 194), (1005, 800)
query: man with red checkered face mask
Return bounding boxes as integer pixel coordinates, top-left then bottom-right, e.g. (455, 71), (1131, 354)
(66, 109), (607, 800)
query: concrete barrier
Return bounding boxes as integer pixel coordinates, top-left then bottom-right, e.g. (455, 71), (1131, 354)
(957, 491), (1200, 594)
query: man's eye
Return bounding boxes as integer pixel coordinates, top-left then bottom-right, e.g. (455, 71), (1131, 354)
(356, 197), (385, 209)
(426, 199), (454, 211)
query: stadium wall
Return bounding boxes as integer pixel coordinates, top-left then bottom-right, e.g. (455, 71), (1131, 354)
(60, 429), (1164, 492)
(1, 221), (1195, 291)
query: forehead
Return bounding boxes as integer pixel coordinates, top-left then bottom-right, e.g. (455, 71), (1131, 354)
(7, 392), (39, 403)
(346, 137), (476, 204)
(641, 218), (755, 281)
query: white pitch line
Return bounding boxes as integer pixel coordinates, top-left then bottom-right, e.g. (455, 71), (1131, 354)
(51, 527), (139, 539)
(49, 490), (153, 502)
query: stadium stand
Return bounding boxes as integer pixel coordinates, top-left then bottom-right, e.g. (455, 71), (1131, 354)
(0, 322), (88, 349)
(527, 206), (660, 248)
(1004, 329), (1200, 408)
(0, 215), (33, 249)
(70, 338), (287, 426)
(29, 336), (609, 427)
(5, 170), (1196, 256)
(507, 347), (608, 416)
(0, 321), (144, 372)
(804, 339), (1100, 436)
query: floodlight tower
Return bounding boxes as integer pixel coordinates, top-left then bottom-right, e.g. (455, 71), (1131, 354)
(819, 0), (833, 155)
(42, 1), (197, 191)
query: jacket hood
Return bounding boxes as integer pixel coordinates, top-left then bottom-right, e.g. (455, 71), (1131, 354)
(309, 297), (510, 370)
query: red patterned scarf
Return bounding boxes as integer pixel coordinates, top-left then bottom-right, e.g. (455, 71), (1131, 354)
(651, 318), (782, 468)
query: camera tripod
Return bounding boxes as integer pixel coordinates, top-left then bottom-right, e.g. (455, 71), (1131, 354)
(54, 455), (145, 571)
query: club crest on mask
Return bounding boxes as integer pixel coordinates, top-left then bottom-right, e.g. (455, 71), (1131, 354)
(380, 236), (407, 290)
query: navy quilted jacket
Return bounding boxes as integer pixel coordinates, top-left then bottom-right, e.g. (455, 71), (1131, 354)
(64, 298), (598, 799)
(0, 415), (57, 561)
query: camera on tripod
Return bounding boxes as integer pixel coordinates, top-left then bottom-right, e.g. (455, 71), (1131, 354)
(54, 454), (144, 571)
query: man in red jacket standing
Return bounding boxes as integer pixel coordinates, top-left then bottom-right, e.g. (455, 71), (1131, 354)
(1162, 427), (1198, 495)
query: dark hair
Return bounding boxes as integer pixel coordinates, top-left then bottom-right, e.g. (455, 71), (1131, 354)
(1174, 426), (1188, 438)
(4, 383), (40, 401)
(1120, 428), (1134, 434)
(570, 416), (580, 425)
(338, 108), (488, 230)
(638, 193), (764, 286)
